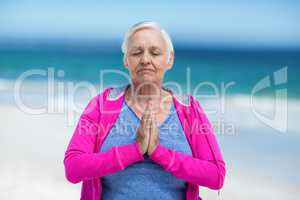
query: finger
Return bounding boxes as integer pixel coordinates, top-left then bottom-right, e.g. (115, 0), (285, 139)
(143, 112), (152, 130)
(149, 113), (156, 134)
(141, 110), (151, 128)
(142, 106), (151, 124)
(147, 110), (154, 126)
(141, 112), (147, 125)
(142, 102), (150, 119)
(151, 115), (157, 132)
(149, 110), (155, 125)
(152, 114), (159, 136)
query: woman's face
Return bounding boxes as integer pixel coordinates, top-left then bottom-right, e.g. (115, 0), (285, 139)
(124, 28), (173, 85)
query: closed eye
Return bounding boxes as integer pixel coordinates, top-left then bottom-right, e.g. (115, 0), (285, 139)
(152, 51), (161, 56)
(131, 51), (142, 56)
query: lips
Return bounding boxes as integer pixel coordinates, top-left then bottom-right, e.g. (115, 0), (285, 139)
(138, 68), (155, 73)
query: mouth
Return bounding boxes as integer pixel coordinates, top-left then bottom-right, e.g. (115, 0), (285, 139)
(138, 69), (155, 73)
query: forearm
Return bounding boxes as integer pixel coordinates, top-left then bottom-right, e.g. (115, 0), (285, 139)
(64, 141), (144, 183)
(149, 144), (225, 190)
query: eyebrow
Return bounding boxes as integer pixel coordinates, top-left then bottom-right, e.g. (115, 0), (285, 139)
(150, 46), (161, 51)
(130, 46), (143, 51)
(130, 46), (162, 51)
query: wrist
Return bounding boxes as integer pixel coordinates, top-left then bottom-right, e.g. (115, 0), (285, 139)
(148, 143), (159, 156)
(136, 141), (146, 155)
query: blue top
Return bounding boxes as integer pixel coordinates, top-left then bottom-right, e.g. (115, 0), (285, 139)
(100, 99), (192, 200)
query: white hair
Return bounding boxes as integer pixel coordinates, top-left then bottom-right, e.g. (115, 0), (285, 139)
(121, 21), (174, 63)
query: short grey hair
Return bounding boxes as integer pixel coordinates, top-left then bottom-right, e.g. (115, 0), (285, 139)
(121, 21), (174, 63)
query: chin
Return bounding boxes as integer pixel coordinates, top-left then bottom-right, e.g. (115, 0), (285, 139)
(136, 76), (159, 84)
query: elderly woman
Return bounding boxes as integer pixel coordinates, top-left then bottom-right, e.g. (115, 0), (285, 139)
(64, 21), (226, 200)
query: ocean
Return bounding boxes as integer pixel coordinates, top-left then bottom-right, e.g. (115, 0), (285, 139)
(0, 44), (299, 97)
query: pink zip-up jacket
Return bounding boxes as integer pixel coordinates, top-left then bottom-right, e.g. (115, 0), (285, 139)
(63, 85), (226, 200)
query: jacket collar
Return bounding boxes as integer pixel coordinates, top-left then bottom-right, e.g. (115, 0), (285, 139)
(106, 83), (191, 107)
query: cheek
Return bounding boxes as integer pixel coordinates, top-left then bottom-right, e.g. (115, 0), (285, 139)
(127, 57), (139, 68)
(153, 56), (168, 68)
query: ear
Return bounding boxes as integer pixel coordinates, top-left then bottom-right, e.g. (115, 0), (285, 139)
(166, 52), (174, 69)
(123, 55), (129, 68)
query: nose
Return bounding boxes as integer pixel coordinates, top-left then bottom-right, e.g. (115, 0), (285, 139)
(140, 52), (151, 65)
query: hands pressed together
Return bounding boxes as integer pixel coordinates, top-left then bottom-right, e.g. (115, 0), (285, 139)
(136, 100), (160, 156)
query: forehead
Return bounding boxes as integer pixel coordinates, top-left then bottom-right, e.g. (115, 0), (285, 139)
(128, 28), (167, 49)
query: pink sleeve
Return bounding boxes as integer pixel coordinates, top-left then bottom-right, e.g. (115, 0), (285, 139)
(63, 94), (144, 184)
(149, 97), (226, 190)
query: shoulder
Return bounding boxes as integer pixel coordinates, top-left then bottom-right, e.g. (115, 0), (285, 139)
(171, 91), (200, 109)
(173, 93), (191, 107)
(80, 85), (128, 120)
(90, 84), (128, 101)
(164, 86), (190, 107)
(172, 92), (206, 116)
(106, 85), (127, 101)
(189, 95), (206, 114)
(89, 85), (124, 102)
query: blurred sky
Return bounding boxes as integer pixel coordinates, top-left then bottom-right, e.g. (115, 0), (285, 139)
(0, 0), (300, 49)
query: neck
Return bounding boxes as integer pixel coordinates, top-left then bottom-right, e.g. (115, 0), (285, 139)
(125, 82), (169, 112)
